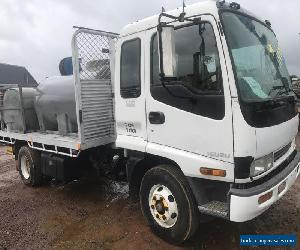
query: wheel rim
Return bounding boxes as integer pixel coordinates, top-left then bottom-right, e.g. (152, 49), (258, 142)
(148, 184), (178, 228)
(20, 155), (30, 180)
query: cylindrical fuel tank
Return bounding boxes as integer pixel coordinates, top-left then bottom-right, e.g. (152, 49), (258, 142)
(35, 76), (78, 133)
(3, 88), (39, 132)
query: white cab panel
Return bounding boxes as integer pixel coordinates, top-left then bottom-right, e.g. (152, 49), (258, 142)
(114, 31), (148, 149)
(147, 142), (234, 182)
(233, 98), (298, 159)
(232, 98), (257, 157)
(256, 116), (298, 158)
(144, 15), (234, 170)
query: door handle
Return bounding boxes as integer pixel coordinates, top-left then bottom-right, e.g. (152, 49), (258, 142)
(149, 112), (165, 124)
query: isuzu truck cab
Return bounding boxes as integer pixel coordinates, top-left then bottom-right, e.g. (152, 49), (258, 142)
(1, 0), (299, 244)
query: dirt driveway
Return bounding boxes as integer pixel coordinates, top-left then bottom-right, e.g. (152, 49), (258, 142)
(0, 142), (299, 250)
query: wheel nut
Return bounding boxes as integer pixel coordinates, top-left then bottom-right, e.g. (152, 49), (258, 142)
(156, 214), (159, 219)
(168, 195), (174, 202)
(151, 205), (155, 209)
(162, 215), (166, 220)
(171, 213), (177, 219)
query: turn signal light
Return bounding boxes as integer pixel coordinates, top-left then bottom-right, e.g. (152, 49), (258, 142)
(258, 191), (273, 204)
(200, 167), (226, 177)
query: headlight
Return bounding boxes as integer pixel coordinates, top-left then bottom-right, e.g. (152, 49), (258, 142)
(250, 153), (273, 177)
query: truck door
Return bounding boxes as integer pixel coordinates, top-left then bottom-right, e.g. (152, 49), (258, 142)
(114, 31), (147, 151)
(145, 16), (234, 170)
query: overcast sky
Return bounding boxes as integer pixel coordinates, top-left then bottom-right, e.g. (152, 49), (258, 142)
(0, 0), (299, 81)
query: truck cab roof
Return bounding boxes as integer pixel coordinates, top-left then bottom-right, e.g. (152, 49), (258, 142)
(119, 0), (261, 37)
(120, 0), (219, 37)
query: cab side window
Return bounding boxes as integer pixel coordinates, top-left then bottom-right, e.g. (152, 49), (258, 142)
(120, 38), (141, 98)
(151, 22), (225, 120)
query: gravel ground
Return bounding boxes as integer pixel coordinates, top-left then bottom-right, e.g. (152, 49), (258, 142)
(0, 139), (299, 250)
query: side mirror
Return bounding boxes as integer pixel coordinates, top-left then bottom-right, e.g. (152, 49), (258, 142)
(157, 26), (177, 80)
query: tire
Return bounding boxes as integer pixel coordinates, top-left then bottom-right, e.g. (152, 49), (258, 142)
(140, 165), (199, 244)
(18, 146), (43, 187)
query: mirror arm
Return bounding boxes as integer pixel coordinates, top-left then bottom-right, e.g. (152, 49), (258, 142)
(158, 12), (179, 26)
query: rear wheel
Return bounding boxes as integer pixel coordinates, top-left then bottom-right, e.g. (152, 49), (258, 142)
(140, 165), (199, 244)
(18, 146), (43, 186)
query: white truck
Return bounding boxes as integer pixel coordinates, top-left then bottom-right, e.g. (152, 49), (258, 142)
(0, 0), (299, 244)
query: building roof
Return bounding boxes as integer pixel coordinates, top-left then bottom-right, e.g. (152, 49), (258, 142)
(0, 63), (37, 87)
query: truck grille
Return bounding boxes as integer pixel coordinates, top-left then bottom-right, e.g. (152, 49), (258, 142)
(274, 142), (292, 162)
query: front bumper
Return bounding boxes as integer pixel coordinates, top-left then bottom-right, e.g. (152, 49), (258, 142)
(229, 152), (300, 222)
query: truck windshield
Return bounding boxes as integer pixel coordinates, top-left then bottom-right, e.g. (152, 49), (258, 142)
(221, 12), (292, 102)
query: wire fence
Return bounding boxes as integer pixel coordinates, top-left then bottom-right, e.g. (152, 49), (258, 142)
(74, 31), (117, 81)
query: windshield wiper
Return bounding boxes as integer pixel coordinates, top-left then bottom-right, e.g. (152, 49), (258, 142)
(268, 85), (289, 97)
(275, 88), (289, 98)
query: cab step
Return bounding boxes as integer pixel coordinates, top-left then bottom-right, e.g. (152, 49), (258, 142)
(198, 201), (229, 219)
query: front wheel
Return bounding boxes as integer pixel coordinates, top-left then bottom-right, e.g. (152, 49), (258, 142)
(140, 165), (199, 244)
